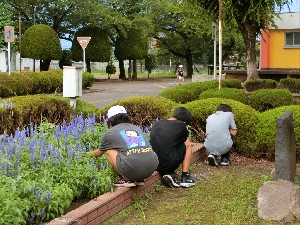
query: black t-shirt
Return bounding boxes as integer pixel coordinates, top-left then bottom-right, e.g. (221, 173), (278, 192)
(178, 70), (184, 76)
(149, 119), (189, 175)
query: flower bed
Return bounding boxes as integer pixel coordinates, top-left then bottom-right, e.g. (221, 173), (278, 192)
(0, 115), (117, 224)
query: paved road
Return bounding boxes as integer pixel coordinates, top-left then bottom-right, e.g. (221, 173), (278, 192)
(80, 78), (192, 109)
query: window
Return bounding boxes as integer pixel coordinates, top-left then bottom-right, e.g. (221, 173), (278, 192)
(285, 32), (300, 47)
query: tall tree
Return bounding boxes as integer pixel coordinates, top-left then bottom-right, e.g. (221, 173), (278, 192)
(150, 0), (212, 77)
(193, 0), (293, 81)
(71, 27), (111, 73)
(114, 27), (148, 80)
(0, 2), (14, 49)
(21, 24), (62, 71)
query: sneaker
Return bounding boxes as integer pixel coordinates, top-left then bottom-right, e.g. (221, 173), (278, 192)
(135, 181), (145, 186)
(113, 178), (136, 187)
(208, 154), (218, 166)
(161, 174), (180, 188)
(220, 158), (230, 166)
(180, 174), (195, 188)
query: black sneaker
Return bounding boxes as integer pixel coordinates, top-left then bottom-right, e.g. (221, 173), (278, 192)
(180, 174), (195, 188)
(161, 174), (180, 188)
(114, 178), (136, 187)
(208, 154), (218, 166)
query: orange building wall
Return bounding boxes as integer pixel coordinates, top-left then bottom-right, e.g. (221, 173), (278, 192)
(269, 29), (300, 69)
(260, 31), (270, 68)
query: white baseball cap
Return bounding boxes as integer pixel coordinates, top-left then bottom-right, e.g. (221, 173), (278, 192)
(179, 65), (183, 67)
(107, 105), (127, 119)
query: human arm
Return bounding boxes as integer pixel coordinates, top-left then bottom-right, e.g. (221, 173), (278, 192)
(88, 149), (105, 157)
(230, 129), (237, 136)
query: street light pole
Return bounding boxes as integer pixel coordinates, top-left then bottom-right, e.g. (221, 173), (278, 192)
(33, 7), (36, 72)
(18, 13), (22, 73)
(218, 0), (222, 89)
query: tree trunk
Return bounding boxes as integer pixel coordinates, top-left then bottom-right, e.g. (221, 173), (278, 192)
(243, 22), (259, 81)
(40, 59), (51, 71)
(119, 60), (126, 79)
(86, 60), (91, 73)
(132, 59), (137, 80)
(128, 60), (132, 79)
(185, 49), (194, 78)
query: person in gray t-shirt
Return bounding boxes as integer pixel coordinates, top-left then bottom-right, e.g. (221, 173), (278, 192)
(204, 104), (237, 166)
(89, 105), (159, 187)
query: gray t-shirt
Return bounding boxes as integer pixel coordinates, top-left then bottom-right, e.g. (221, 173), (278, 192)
(100, 123), (158, 181)
(204, 111), (237, 155)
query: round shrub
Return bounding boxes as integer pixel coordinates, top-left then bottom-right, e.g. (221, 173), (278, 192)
(244, 79), (278, 92)
(249, 89), (297, 112)
(157, 79), (242, 104)
(279, 78), (300, 93)
(82, 72), (95, 88)
(156, 86), (195, 104)
(98, 96), (179, 129)
(255, 105), (300, 160)
(199, 88), (249, 105)
(184, 98), (260, 157)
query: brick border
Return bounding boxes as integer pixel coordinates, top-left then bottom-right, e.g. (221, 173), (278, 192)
(47, 143), (206, 225)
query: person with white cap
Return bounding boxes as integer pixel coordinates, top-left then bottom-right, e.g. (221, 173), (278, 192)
(177, 65), (184, 86)
(89, 105), (159, 187)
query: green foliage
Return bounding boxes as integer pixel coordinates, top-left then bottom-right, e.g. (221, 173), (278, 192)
(71, 27), (111, 63)
(21, 24), (62, 61)
(185, 98), (259, 156)
(244, 79), (278, 92)
(99, 96), (179, 130)
(279, 78), (300, 93)
(157, 79), (242, 103)
(59, 50), (73, 69)
(74, 98), (99, 117)
(255, 105), (300, 160)
(249, 89), (297, 112)
(106, 64), (117, 75)
(82, 72), (95, 88)
(199, 88), (249, 105)
(145, 54), (158, 74)
(115, 27), (148, 61)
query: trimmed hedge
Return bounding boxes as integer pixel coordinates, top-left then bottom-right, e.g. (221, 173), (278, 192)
(98, 96), (179, 129)
(0, 70), (94, 97)
(157, 79), (242, 103)
(244, 79), (278, 92)
(199, 88), (249, 105)
(184, 98), (259, 157)
(255, 105), (300, 159)
(249, 89), (297, 112)
(279, 78), (300, 94)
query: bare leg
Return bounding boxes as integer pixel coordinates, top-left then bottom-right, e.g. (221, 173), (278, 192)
(182, 138), (192, 173)
(106, 149), (128, 179)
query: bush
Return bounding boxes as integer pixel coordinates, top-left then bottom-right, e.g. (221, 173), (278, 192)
(279, 78), (300, 93)
(184, 98), (260, 157)
(249, 89), (297, 112)
(157, 79), (242, 103)
(255, 105), (300, 160)
(82, 72), (95, 88)
(199, 88), (249, 105)
(98, 96), (179, 130)
(244, 79), (278, 92)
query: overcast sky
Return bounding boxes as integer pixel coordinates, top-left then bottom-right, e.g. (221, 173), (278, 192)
(60, 1), (300, 50)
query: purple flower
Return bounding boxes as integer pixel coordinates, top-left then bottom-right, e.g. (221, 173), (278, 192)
(43, 192), (51, 203)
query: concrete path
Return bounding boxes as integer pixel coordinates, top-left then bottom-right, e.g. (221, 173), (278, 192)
(80, 78), (192, 109)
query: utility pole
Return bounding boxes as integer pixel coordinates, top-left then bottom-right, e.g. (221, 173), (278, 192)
(18, 13), (22, 73)
(33, 6), (36, 72)
(218, 0), (222, 89)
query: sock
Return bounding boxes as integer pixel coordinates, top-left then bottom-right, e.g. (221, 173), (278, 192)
(182, 172), (189, 177)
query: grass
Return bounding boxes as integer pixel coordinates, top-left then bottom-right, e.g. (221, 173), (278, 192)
(104, 161), (300, 225)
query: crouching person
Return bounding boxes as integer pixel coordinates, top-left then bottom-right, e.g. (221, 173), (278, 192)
(90, 105), (159, 187)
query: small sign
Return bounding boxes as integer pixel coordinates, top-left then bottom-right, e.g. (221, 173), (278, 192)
(4, 26), (14, 42)
(77, 37), (91, 50)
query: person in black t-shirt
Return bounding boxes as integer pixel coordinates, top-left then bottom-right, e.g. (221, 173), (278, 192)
(149, 107), (195, 188)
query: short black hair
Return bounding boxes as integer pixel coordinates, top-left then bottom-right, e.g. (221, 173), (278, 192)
(172, 107), (192, 125)
(216, 104), (232, 112)
(107, 113), (131, 127)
